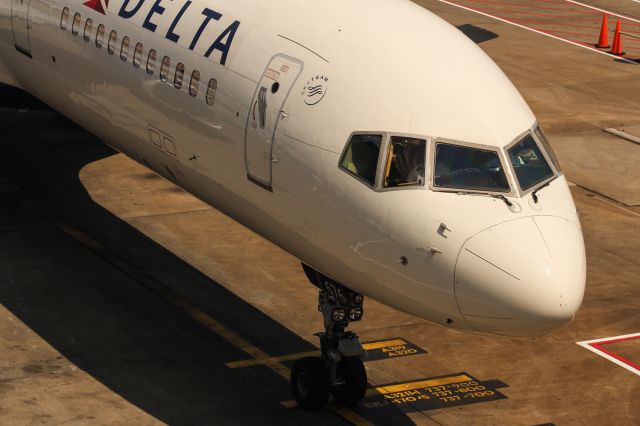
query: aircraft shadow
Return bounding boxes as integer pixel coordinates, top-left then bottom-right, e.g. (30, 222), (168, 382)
(0, 85), (414, 425)
(457, 24), (499, 44)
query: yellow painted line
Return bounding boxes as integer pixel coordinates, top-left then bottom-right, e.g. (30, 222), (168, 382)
(280, 400), (298, 409)
(226, 350), (320, 369)
(280, 401), (373, 426)
(57, 222), (105, 251)
(376, 374), (472, 394)
(34, 209), (373, 425)
(362, 339), (407, 351)
(330, 403), (374, 426)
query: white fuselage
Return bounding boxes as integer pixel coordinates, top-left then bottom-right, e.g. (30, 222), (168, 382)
(0, 0), (586, 337)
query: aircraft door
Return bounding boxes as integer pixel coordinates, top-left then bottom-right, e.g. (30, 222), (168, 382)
(245, 54), (303, 190)
(11, 0), (32, 57)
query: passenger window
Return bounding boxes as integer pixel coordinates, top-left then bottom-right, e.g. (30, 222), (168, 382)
(206, 78), (217, 106)
(83, 18), (93, 42)
(189, 70), (200, 97)
(174, 63), (184, 89)
(120, 36), (130, 61)
(133, 43), (143, 68)
(160, 56), (170, 82)
(95, 24), (105, 48)
(339, 134), (383, 186)
(383, 137), (426, 188)
(146, 49), (157, 74)
(71, 13), (81, 36)
(60, 7), (69, 30)
(107, 30), (117, 55)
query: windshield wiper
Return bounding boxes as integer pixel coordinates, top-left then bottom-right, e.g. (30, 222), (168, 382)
(442, 190), (513, 207)
(490, 194), (513, 207)
(531, 181), (551, 204)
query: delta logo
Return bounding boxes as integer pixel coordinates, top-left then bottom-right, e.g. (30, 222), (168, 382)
(82, 0), (241, 66)
(84, 0), (108, 15)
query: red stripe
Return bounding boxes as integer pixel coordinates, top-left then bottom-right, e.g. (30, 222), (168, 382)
(460, 0), (587, 13)
(593, 335), (640, 346)
(455, 6), (598, 19)
(454, 0), (640, 28)
(590, 343), (640, 370)
(443, 0), (640, 57)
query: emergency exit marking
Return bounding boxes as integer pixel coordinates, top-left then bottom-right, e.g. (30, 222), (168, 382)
(362, 372), (508, 413)
(362, 338), (426, 361)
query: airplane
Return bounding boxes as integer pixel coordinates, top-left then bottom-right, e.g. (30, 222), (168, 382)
(0, 0), (586, 410)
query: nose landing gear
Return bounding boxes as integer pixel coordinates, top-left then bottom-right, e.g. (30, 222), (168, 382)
(291, 266), (367, 409)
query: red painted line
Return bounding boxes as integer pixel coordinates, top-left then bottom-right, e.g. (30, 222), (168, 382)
(439, 0), (639, 64)
(513, 18), (601, 29)
(463, 0), (640, 29)
(532, 0), (591, 4)
(593, 334), (640, 346)
(542, 29), (601, 37)
(460, 0), (586, 13)
(459, 6), (600, 19)
(590, 343), (640, 370)
(565, 0), (640, 24)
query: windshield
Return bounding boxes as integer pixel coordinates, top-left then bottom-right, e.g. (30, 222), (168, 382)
(383, 137), (426, 188)
(508, 134), (554, 190)
(434, 143), (510, 192)
(533, 126), (562, 172)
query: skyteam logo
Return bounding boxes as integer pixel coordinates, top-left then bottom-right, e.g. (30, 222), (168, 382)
(84, 0), (108, 15)
(302, 75), (328, 106)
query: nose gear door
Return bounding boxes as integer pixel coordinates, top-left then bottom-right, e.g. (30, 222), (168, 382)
(11, 0), (32, 57)
(245, 54), (302, 190)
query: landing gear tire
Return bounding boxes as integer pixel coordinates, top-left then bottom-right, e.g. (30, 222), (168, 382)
(292, 265), (368, 409)
(291, 357), (330, 410)
(331, 356), (367, 405)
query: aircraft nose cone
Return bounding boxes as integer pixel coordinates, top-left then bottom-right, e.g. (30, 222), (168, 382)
(455, 216), (586, 337)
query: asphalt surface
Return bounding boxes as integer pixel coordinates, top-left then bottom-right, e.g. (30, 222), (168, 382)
(1, 0), (640, 424)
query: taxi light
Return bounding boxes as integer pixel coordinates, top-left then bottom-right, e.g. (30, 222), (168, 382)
(349, 307), (363, 321)
(332, 308), (346, 323)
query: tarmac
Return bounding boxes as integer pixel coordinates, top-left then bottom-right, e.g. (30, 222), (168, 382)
(1, 0), (639, 424)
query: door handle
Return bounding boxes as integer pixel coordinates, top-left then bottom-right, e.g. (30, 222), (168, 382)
(258, 87), (267, 129)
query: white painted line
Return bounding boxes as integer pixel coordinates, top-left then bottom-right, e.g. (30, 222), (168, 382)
(603, 127), (640, 144)
(437, 0), (638, 64)
(579, 331), (640, 345)
(577, 332), (640, 377)
(594, 196), (640, 217)
(565, 0), (640, 24)
(620, 31), (640, 39)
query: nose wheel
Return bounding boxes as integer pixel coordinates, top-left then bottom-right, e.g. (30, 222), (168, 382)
(330, 355), (367, 405)
(291, 266), (367, 409)
(291, 357), (330, 409)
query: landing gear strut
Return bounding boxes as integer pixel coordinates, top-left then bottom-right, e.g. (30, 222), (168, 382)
(291, 265), (367, 409)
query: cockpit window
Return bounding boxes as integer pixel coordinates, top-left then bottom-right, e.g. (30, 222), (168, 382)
(340, 134), (382, 186)
(383, 137), (426, 188)
(434, 143), (510, 192)
(508, 134), (554, 190)
(533, 126), (561, 172)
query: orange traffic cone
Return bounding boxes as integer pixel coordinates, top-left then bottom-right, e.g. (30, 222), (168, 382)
(610, 20), (625, 55)
(595, 14), (609, 48)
